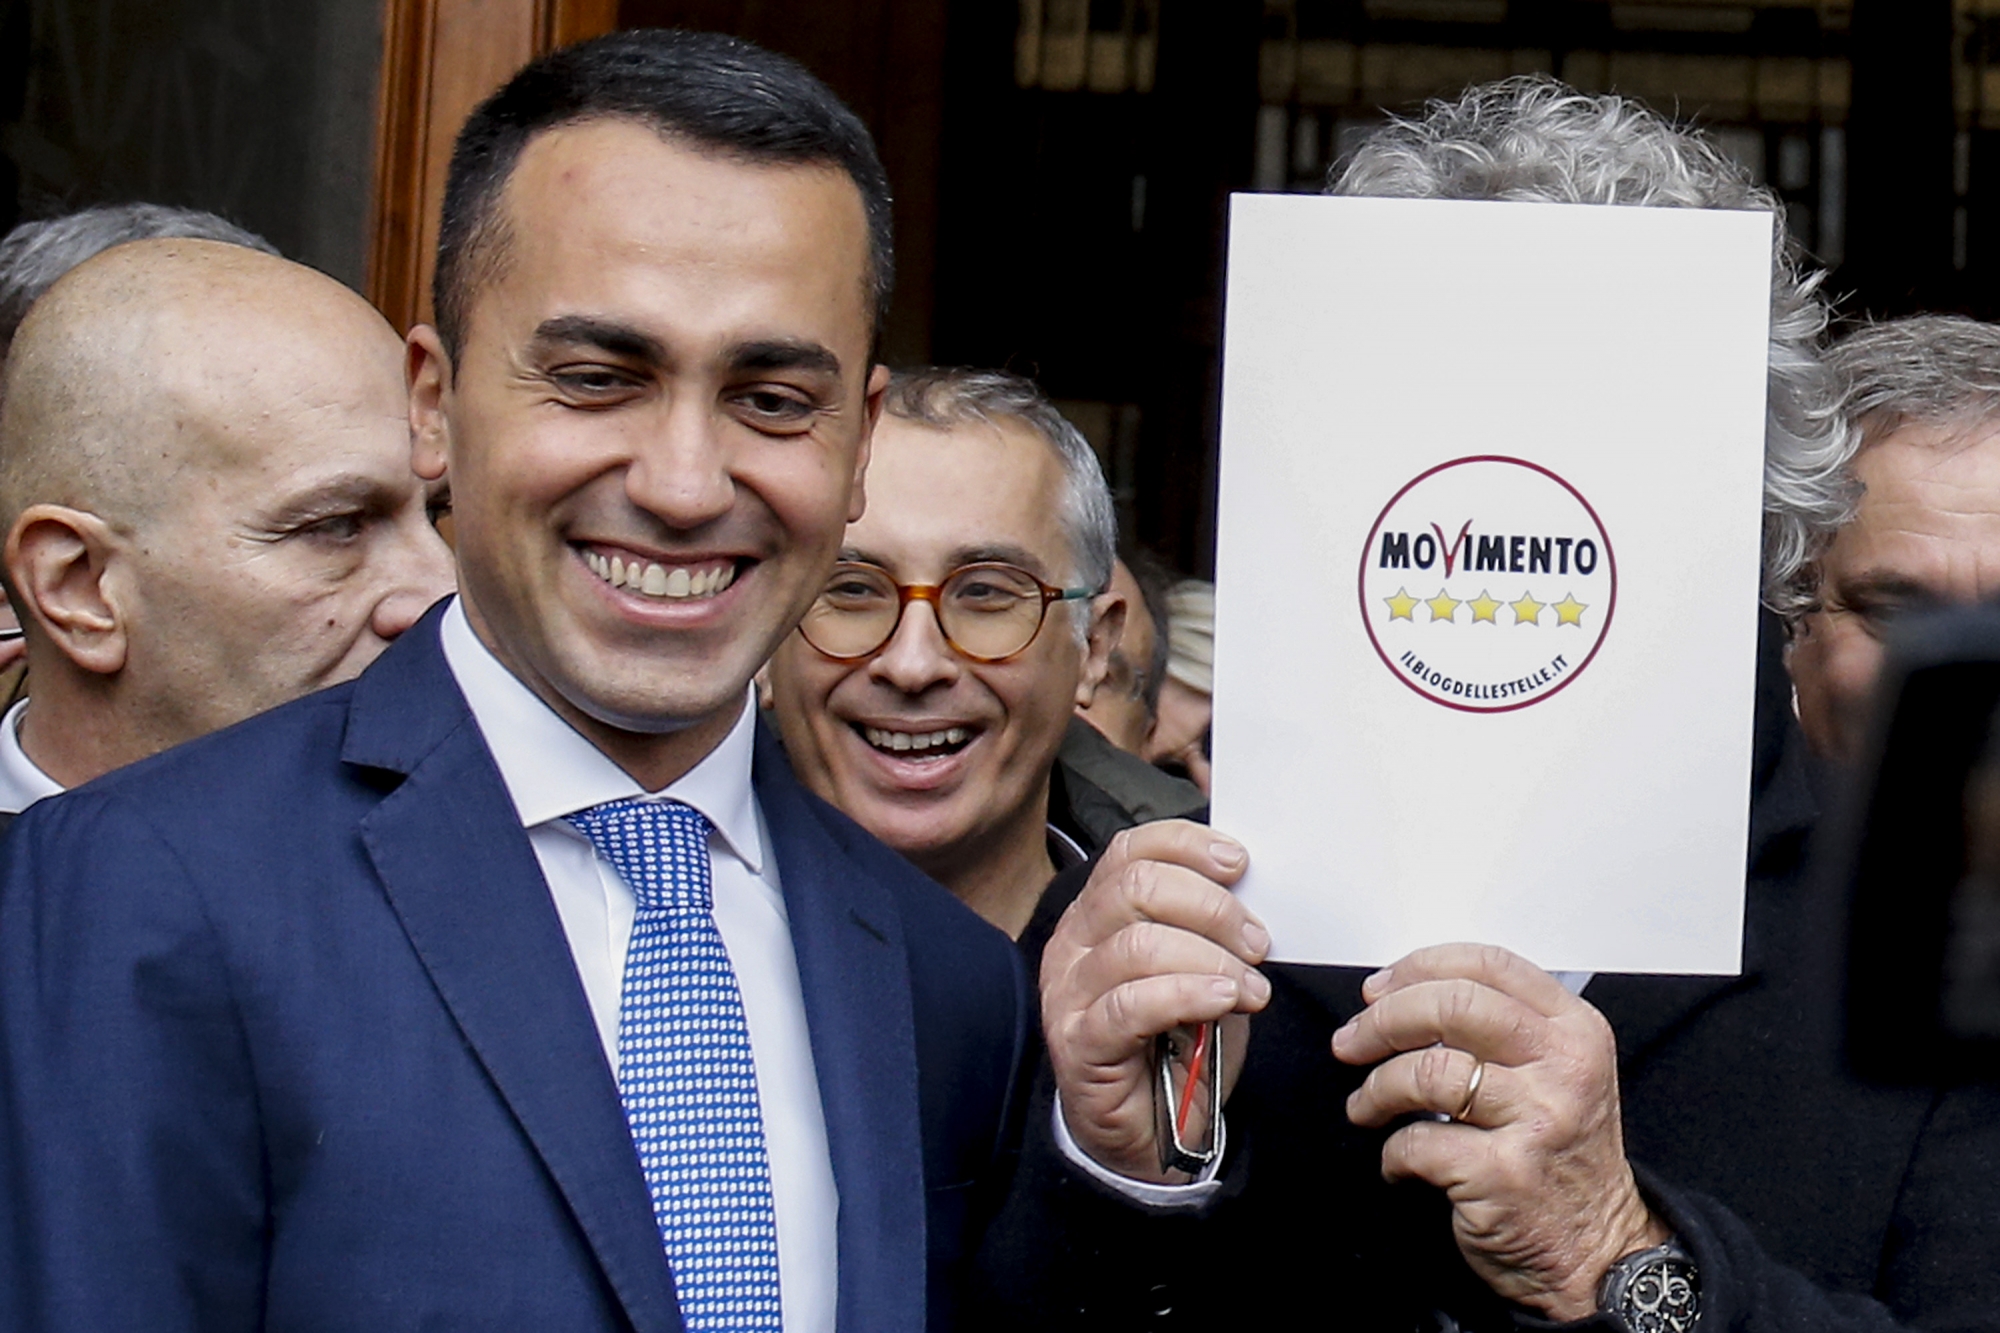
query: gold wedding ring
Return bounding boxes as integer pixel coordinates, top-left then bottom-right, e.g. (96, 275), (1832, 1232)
(1452, 1058), (1486, 1123)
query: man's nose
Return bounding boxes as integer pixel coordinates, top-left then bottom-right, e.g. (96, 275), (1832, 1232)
(623, 401), (736, 531)
(370, 511), (458, 641)
(867, 598), (960, 694)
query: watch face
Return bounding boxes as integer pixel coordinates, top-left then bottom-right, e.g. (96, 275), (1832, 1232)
(1618, 1256), (1699, 1333)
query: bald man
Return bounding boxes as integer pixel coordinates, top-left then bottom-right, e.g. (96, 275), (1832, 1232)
(0, 204), (282, 705)
(0, 238), (454, 821)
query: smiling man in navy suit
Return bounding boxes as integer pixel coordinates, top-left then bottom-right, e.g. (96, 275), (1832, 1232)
(0, 31), (1028, 1333)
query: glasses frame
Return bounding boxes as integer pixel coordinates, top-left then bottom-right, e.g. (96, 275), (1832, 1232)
(801, 560), (1099, 664)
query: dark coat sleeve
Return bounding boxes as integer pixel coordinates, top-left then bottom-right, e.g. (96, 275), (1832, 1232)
(1507, 1137), (2000, 1333)
(1608, 1082), (2000, 1333)
(1643, 1175), (1967, 1333)
(0, 790), (266, 1333)
(1874, 1081), (2000, 1332)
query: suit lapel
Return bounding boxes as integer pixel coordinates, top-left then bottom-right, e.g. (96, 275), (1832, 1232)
(753, 725), (928, 1333)
(342, 613), (681, 1333)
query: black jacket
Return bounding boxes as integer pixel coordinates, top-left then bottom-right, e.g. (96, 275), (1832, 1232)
(1049, 718), (1207, 856)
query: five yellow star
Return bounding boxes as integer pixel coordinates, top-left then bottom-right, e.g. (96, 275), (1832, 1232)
(1400, 587), (1589, 628)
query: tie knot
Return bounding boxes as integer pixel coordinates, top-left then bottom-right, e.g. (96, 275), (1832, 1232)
(565, 798), (714, 912)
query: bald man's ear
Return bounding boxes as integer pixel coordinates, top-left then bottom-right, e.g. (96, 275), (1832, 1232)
(1075, 592), (1128, 709)
(407, 324), (453, 486)
(6, 504), (128, 676)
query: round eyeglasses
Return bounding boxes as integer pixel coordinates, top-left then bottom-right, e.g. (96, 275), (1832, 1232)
(799, 561), (1099, 664)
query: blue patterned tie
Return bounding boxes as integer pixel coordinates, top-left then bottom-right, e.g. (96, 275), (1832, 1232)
(565, 798), (782, 1331)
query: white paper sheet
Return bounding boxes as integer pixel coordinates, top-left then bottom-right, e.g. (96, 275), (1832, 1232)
(1211, 194), (1772, 975)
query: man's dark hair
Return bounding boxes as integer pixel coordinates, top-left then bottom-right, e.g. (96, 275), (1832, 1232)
(1120, 543), (1177, 718)
(433, 28), (894, 357)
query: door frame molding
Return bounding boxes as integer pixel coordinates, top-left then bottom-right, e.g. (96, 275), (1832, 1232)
(367, 0), (618, 332)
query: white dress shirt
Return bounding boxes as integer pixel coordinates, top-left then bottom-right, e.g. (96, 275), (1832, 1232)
(0, 699), (63, 816)
(440, 600), (837, 1333)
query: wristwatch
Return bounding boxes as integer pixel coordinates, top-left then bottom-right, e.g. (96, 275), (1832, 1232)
(1596, 1241), (1700, 1333)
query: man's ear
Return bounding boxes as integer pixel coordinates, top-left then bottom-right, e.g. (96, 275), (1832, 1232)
(1782, 604), (1813, 650)
(849, 363), (890, 524)
(1075, 591), (1128, 708)
(6, 504), (128, 676)
(408, 323), (454, 486)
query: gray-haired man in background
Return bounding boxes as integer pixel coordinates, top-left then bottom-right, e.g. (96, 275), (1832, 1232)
(1780, 315), (2000, 766)
(1075, 547), (1171, 756)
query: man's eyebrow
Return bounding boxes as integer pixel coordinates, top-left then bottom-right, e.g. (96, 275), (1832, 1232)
(529, 316), (665, 363)
(728, 339), (841, 377)
(948, 543), (1048, 575)
(263, 476), (398, 525)
(1836, 572), (1940, 603)
(837, 543), (1053, 578)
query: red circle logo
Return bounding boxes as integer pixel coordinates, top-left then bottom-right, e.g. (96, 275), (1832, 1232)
(1358, 456), (1616, 712)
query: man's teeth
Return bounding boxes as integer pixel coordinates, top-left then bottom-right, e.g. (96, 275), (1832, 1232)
(584, 551), (738, 600)
(864, 726), (969, 754)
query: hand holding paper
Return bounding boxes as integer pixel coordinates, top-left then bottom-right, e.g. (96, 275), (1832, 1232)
(1335, 943), (1667, 1320)
(1040, 821), (1268, 1183)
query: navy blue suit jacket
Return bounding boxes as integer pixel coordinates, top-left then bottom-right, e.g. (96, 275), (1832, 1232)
(0, 608), (1030, 1332)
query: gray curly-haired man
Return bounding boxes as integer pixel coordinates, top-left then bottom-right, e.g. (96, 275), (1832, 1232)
(985, 77), (2000, 1333)
(1778, 315), (2000, 766)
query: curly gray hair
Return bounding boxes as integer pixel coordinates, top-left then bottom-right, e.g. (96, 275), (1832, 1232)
(882, 367), (1117, 643)
(1774, 314), (2000, 612)
(1327, 76), (1846, 617)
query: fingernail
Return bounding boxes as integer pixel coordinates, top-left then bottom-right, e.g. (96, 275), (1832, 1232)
(1210, 839), (1246, 870)
(1241, 919), (1271, 957)
(1364, 967), (1392, 992)
(1331, 1019), (1355, 1048)
(1210, 976), (1239, 1001)
(1243, 969), (1272, 1004)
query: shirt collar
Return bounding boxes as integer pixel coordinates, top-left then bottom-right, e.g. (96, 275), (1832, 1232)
(0, 698), (63, 815)
(438, 597), (764, 873)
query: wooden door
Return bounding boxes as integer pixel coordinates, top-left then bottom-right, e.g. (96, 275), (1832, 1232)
(367, 0), (620, 332)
